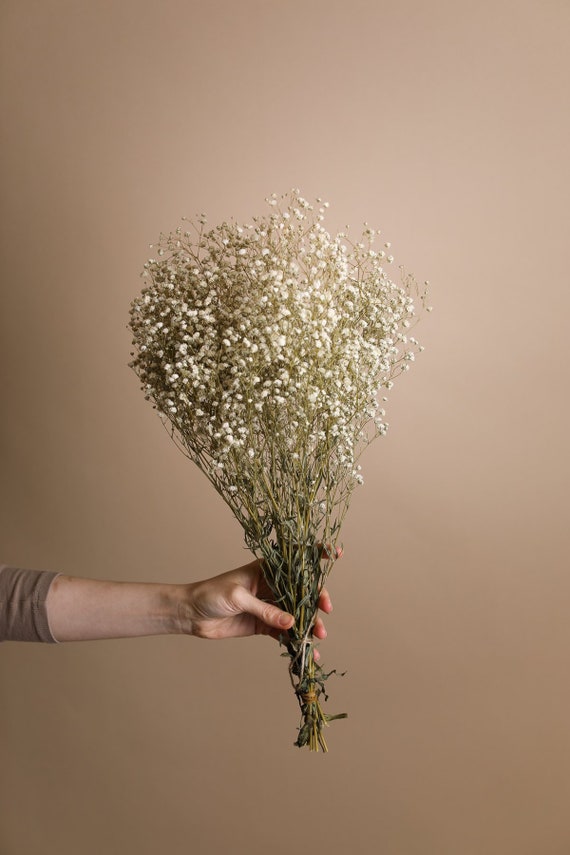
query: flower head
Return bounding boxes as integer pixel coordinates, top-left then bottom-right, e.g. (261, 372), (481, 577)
(129, 190), (429, 543)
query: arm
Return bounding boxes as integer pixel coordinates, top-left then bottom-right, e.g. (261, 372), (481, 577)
(45, 559), (332, 645)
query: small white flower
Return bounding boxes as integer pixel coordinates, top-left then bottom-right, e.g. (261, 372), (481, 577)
(129, 188), (429, 588)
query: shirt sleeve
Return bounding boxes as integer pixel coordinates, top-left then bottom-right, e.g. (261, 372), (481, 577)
(0, 564), (60, 643)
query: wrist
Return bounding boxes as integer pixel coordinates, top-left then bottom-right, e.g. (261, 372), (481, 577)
(170, 583), (196, 636)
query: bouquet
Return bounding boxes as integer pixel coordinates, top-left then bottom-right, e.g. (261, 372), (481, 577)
(129, 190), (429, 750)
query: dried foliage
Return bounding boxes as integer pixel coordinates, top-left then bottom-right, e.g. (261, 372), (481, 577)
(129, 190), (430, 750)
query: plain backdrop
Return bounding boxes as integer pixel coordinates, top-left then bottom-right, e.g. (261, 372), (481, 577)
(1, 1), (569, 854)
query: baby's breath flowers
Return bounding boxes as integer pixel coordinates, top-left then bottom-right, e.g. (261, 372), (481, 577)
(129, 190), (429, 751)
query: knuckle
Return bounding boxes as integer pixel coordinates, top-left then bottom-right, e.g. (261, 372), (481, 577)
(261, 604), (275, 625)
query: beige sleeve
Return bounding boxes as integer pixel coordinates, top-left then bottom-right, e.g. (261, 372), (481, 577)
(0, 565), (60, 643)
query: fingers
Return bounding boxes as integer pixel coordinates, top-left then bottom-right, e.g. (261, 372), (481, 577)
(233, 585), (295, 632)
(318, 587), (333, 614)
(319, 543), (343, 561)
(312, 615), (327, 640)
(234, 556), (338, 646)
(256, 587), (332, 639)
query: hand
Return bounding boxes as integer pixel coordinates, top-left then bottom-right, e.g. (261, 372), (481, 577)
(181, 558), (335, 658)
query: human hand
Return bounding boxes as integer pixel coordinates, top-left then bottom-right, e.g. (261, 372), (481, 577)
(180, 555), (337, 659)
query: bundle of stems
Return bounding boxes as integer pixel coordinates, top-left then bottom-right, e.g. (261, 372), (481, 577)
(129, 190), (429, 750)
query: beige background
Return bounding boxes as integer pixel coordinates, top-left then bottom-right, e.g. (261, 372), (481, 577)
(1, 1), (569, 853)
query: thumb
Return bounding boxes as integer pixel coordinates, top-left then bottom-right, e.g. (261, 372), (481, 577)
(234, 587), (295, 631)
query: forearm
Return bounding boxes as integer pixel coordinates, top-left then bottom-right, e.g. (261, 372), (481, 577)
(4, 559), (307, 644)
(46, 575), (190, 642)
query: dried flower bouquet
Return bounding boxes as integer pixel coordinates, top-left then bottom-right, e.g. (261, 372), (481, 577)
(129, 190), (429, 750)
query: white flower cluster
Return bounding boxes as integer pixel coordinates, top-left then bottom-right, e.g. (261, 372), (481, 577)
(129, 190), (428, 536)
